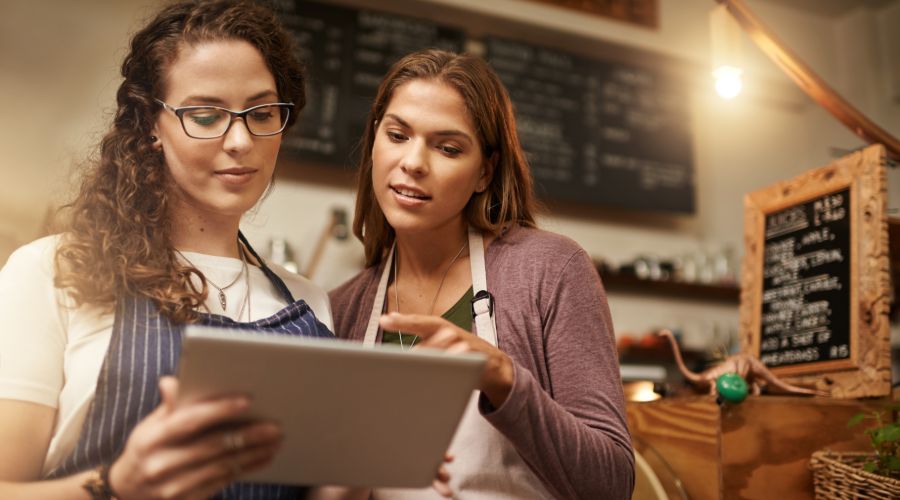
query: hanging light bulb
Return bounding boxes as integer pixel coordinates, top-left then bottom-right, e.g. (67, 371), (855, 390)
(713, 66), (743, 99)
(710, 3), (743, 99)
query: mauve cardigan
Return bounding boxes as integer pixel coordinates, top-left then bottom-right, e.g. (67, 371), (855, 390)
(328, 225), (634, 499)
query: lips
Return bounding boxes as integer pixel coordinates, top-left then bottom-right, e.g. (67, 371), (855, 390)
(214, 166), (258, 185)
(216, 167), (257, 175)
(390, 183), (431, 200)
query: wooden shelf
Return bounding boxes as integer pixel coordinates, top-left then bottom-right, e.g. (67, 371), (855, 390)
(597, 267), (740, 304)
(596, 217), (895, 307)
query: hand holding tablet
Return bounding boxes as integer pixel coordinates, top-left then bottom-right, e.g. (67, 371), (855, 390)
(176, 325), (485, 488)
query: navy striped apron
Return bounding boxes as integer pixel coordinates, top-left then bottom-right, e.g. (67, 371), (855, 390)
(49, 235), (334, 499)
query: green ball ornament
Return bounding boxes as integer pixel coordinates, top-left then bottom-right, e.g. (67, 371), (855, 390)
(716, 372), (748, 403)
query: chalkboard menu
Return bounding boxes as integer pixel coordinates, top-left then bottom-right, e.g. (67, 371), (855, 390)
(275, 1), (464, 166)
(485, 36), (695, 213)
(740, 146), (889, 398)
(758, 189), (851, 368)
(273, 2), (694, 213)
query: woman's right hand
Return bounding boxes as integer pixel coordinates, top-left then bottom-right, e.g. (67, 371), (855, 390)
(108, 376), (283, 499)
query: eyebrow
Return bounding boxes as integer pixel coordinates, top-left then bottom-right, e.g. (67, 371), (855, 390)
(180, 90), (280, 106)
(383, 113), (474, 144)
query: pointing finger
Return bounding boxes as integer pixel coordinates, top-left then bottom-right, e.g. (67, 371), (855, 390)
(419, 327), (465, 349)
(380, 313), (449, 338)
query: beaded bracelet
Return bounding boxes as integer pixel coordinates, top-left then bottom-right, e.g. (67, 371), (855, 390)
(81, 464), (117, 500)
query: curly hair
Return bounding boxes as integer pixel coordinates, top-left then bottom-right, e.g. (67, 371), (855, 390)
(353, 49), (541, 267)
(54, 0), (306, 323)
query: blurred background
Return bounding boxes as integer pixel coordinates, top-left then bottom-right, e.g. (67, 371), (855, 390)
(1, 0), (898, 372)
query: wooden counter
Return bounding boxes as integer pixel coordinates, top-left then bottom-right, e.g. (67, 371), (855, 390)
(627, 395), (889, 499)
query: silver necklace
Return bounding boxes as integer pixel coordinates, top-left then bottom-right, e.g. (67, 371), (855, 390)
(392, 240), (468, 349)
(175, 243), (248, 312)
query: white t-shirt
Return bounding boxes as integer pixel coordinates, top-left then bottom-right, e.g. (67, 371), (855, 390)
(0, 235), (334, 476)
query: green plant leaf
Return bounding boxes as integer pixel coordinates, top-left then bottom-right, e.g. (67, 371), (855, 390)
(887, 455), (900, 471)
(848, 413), (867, 428)
(871, 428), (886, 446)
(864, 462), (877, 473)
(883, 425), (900, 442)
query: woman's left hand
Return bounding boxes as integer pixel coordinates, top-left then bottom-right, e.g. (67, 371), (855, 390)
(379, 313), (514, 408)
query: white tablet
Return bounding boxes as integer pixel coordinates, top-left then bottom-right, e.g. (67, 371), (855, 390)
(176, 325), (486, 488)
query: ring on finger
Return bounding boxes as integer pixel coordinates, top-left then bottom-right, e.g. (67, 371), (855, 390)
(223, 431), (245, 452)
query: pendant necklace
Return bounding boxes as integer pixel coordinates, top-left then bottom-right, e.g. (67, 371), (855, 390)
(175, 242), (248, 312)
(393, 240), (468, 349)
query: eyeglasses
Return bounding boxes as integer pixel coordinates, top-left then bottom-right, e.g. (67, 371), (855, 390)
(155, 99), (294, 139)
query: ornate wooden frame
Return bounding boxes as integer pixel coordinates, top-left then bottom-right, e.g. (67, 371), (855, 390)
(739, 145), (890, 398)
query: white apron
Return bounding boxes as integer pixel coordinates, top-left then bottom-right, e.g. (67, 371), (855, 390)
(362, 227), (555, 499)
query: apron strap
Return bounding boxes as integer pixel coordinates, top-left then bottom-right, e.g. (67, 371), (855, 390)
(239, 231), (295, 304)
(468, 227), (497, 346)
(363, 245), (394, 346)
(364, 228), (497, 348)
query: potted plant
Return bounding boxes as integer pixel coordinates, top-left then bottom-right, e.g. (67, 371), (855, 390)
(847, 405), (900, 479)
(809, 403), (900, 498)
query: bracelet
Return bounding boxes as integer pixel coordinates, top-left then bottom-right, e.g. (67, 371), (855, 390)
(81, 464), (118, 500)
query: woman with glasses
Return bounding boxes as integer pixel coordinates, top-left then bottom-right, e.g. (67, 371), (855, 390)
(330, 49), (634, 499)
(0, 1), (356, 498)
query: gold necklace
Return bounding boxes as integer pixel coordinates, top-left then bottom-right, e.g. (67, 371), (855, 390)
(392, 240), (468, 349)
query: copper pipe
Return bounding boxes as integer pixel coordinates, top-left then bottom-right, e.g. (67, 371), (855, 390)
(718, 0), (900, 161)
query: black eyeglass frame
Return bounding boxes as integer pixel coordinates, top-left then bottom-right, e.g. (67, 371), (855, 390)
(154, 98), (294, 139)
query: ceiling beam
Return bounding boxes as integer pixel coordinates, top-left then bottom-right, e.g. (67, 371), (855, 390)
(719, 0), (900, 161)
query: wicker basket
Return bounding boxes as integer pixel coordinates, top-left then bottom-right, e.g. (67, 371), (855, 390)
(809, 450), (900, 499)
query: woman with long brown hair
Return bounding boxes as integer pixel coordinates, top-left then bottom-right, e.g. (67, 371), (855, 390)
(330, 49), (634, 499)
(0, 1), (336, 498)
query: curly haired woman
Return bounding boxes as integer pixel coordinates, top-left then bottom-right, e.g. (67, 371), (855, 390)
(0, 1), (342, 498)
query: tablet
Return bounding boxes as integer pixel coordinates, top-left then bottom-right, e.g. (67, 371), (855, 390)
(176, 325), (486, 488)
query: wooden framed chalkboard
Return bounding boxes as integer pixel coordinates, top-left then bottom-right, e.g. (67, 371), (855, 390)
(738, 144), (891, 399)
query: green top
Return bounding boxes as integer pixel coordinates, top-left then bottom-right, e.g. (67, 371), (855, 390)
(382, 286), (474, 348)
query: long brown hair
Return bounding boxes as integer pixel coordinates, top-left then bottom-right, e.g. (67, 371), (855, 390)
(54, 0), (306, 322)
(353, 49), (540, 267)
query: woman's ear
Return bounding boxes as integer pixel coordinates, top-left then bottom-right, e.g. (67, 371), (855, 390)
(150, 126), (162, 150)
(476, 152), (497, 193)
